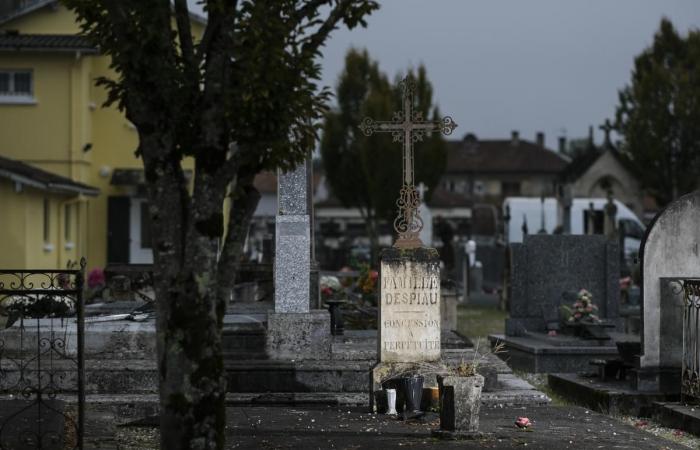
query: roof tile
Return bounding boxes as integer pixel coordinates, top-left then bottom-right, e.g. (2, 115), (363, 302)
(0, 154), (99, 195)
(0, 33), (97, 52)
(446, 138), (568, 174)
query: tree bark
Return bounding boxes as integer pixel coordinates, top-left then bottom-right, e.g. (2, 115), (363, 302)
(217, 172), (262, 303)
(138, 127), (229, 449)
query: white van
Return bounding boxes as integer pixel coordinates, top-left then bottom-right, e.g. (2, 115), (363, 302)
(503, 197), (645, 260)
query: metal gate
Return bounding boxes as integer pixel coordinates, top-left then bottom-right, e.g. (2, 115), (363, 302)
(682, 279), (700, 402)
(0, 260), (85, 449)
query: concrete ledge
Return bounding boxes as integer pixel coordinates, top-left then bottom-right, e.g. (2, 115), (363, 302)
(489, 334), (620, 373)
(548, 373), (677, 416)
(653, 402), (700, 436)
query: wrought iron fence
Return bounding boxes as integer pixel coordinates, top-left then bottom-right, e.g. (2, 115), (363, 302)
(682, 278), (700, 402)
(0, 260), (85, 450)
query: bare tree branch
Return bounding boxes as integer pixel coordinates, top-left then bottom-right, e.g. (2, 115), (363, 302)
(302, 0), (354, 56)
(216, 172), (261, 302)
(173, 0), (196, 70)
(196, 0), (238, 65)
(196, 12), (220, 63)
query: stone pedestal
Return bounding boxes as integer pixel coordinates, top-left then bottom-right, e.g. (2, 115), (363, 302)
(370, 247), (442, 410)
(266, 310), (331, 360)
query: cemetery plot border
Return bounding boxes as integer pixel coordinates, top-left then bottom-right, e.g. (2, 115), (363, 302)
(0, 260), (86, 450)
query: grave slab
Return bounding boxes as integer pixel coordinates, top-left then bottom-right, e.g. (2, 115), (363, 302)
(548, 372), (677, 417)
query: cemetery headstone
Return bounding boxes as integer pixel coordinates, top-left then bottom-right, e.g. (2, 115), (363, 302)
(507, 234), (621, 336)
(266, 159), (330, 360)
(604, 190), (618, 237)
(558, 184), (573, 234)
(359, 76), (457, 408)
(492, 233), (624, 372)
(379, 247), (442, 363)
(638, 190), (700, 392)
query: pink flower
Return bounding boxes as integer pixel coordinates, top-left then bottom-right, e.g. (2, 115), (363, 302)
(547, 330), (557, 337)
(574, 313), (582, 319)
(619, 277), (632, 289)
(87, 268), (105, 289)
(515, 417), (531, 428)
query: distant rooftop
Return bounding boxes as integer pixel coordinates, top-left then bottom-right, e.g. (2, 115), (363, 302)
(446, 132), (568, 175)
(0, 0), (207, 26)
(0, 32), (97, 53)
(0, 154), (99, 196)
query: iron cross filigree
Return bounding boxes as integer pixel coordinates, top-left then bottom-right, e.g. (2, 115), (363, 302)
(359, 77), (457, 249)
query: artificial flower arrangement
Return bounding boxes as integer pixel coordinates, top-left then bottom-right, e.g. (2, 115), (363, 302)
(560, 289), (601, 324)
(320, 275), (343, 301)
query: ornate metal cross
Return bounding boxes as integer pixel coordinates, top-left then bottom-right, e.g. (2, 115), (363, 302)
(359, 77), (457, 249)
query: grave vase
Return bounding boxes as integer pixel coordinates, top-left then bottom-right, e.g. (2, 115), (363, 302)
(399, 374), (424, 413)
(386, 389), (398, 415)
(438, 374), (484, 433)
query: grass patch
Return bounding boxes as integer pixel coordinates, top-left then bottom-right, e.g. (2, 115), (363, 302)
(456, 304), (507, 342)
(514, 372), (573, 406)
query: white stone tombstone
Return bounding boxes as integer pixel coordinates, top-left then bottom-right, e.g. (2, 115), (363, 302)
(639, 190), (700, 391)
(371, 247), (442, 410)
(379, 249), (442, 362)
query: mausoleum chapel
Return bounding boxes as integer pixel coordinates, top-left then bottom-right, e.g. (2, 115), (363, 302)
(0, 1), (699, 449)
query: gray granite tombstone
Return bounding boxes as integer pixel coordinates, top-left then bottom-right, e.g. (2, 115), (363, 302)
(506, 234), (622, 336)
(638, 190), (700, 392)
(266, 160), (330, 360)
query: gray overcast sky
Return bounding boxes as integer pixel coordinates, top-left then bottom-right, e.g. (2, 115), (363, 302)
(189, 1), (700, 149)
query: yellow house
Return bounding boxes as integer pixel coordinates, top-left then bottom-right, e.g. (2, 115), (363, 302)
(0, 0), (203, 270)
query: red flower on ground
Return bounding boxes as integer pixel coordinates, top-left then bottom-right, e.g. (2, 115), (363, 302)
(515, 417), (531, 428)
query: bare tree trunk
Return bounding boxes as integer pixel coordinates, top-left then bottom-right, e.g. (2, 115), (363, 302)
(217, 173), (262, 303)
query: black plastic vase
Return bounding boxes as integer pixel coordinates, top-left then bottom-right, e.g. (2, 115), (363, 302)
(399, 374), (424, 413)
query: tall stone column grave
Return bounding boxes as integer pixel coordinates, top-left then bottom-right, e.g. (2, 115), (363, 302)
(266, 161), (331, 360)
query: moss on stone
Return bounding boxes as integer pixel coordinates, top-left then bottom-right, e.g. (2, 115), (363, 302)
(381, 246), (440, 263)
